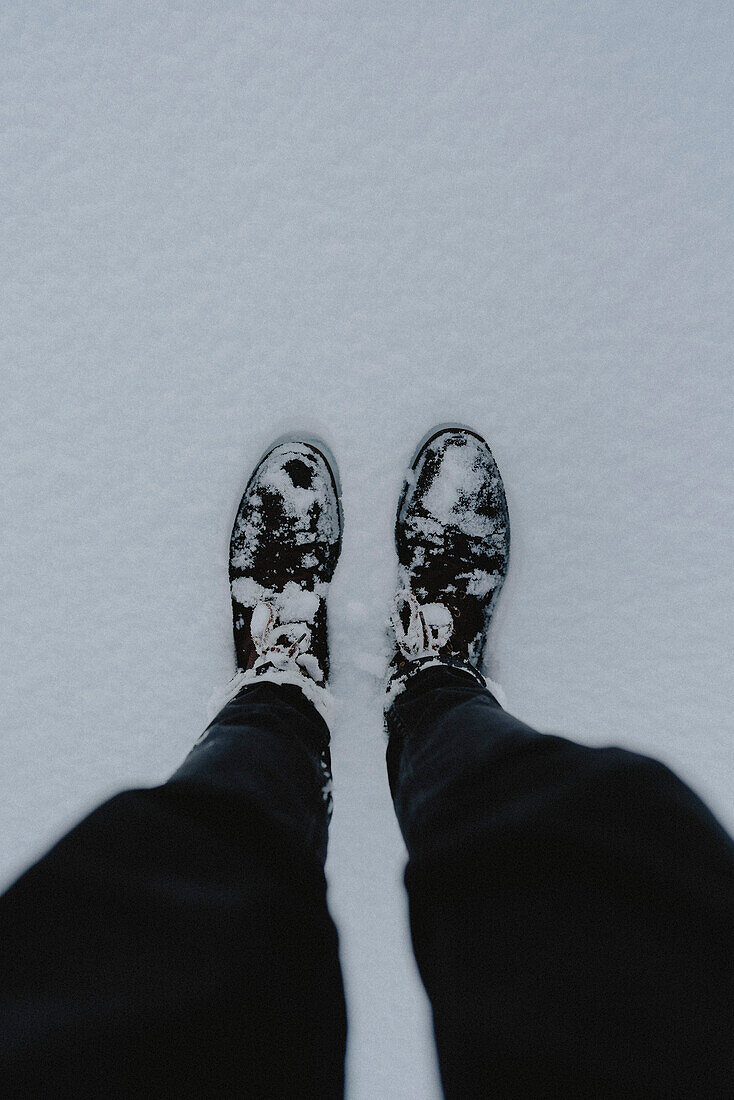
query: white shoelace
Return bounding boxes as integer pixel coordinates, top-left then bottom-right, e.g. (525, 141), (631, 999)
(250, 601), (315, 676)
(387, 588), (507, 708)
(391, 590), (454, 660)
(206, 599), (331, 725)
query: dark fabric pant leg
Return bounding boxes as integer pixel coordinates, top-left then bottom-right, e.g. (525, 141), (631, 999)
(0, 681), (346, 1099)
(386, 665), (734, 1098)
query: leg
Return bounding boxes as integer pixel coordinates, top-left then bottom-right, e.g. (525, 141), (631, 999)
(0, 682), (346, 1098)
(387, 665), (734, 1098)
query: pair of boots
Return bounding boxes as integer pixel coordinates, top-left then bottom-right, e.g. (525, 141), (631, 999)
(225, 426), (510, 720)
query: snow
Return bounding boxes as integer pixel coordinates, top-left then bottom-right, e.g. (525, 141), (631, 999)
(465, 570), (499, 597)
(232, 577), (322, 624)
(230, 575), (267, 608)
(1, 3), (733, 1097)
(420, 441), (487, 529)
(419, 603), (453, 632)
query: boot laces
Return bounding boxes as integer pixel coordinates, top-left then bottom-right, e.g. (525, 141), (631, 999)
(250, 601), (320, 682)
(391, 590), (454, 660)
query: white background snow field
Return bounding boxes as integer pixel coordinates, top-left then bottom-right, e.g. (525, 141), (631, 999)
(2, 3), (732, 1096)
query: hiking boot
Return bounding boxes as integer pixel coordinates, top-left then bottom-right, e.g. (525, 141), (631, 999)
(225, 437), (342, 716)
(389, 425), (510, 697)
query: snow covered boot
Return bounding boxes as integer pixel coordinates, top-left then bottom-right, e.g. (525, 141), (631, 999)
(221, 438), (342, 720)
(388, 426), (510, 700)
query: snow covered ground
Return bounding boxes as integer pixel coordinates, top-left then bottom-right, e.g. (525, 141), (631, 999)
(2, 3), (732, 1096)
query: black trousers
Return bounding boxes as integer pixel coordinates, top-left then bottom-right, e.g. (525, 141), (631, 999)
(0, 668), (732, 1097)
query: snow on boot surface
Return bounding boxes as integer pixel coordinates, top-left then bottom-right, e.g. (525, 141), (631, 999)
(389, 425), (510, 697)
(219, 438), (342, 718)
